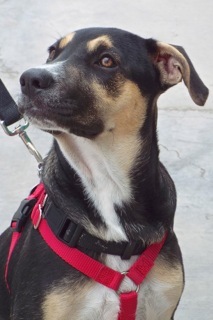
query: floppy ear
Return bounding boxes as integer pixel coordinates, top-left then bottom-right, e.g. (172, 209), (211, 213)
(148, 40), (209, 106)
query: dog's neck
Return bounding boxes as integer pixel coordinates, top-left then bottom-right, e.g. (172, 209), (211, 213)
(42, 106), (176, 243)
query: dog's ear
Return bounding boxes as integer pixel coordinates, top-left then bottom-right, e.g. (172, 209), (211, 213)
(147, 40), (209, 106)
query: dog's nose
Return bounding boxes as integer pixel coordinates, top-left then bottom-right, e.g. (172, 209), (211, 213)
(20, 68), (54, 97)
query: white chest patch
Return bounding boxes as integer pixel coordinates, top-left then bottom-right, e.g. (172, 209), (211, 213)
(56, 133), (133, 241)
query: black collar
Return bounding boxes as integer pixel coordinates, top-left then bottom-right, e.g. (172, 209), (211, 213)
(43, 198), (146, 260)
(12, 194), (147, 260)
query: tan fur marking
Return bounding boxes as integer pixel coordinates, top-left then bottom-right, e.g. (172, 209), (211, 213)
(91, 79), (147, 173)
(148, 257), (184, 303)
(59, 32), (76, 49)
(42, 279), (92, 320)
(91, 79), (147, 126)
(133, 257), (184, 319)
(87, 35), (113, 52)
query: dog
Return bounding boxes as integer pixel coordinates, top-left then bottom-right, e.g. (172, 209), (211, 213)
(0, 27), (209, 320)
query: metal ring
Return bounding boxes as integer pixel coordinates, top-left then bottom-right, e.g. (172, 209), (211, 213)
(33, 195), (48, 229)
(117, 271), (140, 294)
(33, 206), (42, 229)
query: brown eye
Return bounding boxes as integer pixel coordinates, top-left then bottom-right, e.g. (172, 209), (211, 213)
(99, 55), (116, 68)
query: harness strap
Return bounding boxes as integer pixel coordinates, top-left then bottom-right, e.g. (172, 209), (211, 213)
(4, 184), (45, 292)
(118, 292), (138, 320)
(4, 224), (21, 292)
(31, 186), (167, 319)
(127, 237), (165, 285)
(32, 200), (125, 291)
(6, 184), (167, 320)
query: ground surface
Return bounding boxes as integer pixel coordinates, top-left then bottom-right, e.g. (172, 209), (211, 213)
(0, 0), (212, 318)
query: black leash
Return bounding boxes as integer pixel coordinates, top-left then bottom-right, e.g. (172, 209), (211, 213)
(0, 79), (22, 126)
(0, 79), (43, 172)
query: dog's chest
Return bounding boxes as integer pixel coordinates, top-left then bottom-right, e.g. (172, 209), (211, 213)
(42, 257), (183, 320)
(56, 133), (133, 241)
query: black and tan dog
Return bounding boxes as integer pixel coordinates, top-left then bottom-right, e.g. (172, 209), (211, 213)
(0, 28), (208, 319)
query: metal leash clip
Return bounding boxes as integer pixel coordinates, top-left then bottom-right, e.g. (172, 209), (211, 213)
(0, 79), (43, 174)
(0, 120), (43, 164)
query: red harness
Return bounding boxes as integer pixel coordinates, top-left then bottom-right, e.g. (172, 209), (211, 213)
(5, 184), (167, 320)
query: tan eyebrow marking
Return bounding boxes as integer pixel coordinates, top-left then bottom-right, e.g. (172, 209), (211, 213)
(87, 35), (113, 52)
(59, 32), (76, 49)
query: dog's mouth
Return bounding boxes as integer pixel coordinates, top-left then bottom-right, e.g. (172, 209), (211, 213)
(18, 94), (104, 139)
(18, 94), (63, 130)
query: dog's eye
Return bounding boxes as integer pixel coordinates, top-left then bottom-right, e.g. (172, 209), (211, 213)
(99, 55), (117, 68)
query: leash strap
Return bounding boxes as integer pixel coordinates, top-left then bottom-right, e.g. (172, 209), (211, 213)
(0, 79), (43, 169)
(6, 184), (167, 319)
(0, 79), (22, 126)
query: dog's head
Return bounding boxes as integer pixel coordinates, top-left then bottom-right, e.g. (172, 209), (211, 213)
(19, 27), (208, 139)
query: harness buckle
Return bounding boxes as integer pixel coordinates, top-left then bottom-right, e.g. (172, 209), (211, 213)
(121, 241), (138, 260)
(41, 200), (84, 247)
(12, 198), (37, 232)
(59, 220), (84, 247)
